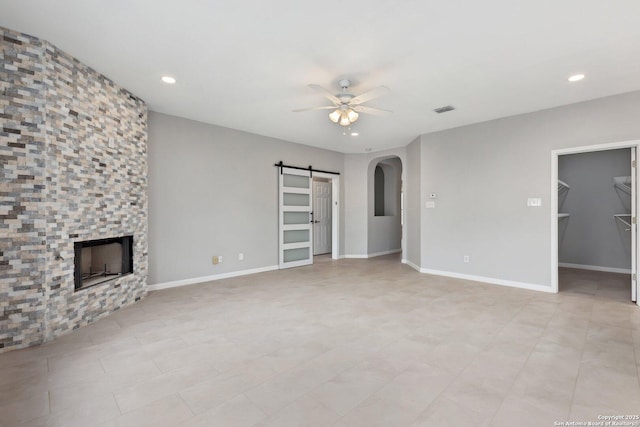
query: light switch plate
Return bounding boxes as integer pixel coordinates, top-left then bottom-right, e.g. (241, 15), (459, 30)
(426, 201), (435, 209)
(527, 198), (542, 207)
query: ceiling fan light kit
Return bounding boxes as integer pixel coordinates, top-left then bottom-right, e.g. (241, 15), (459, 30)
(339, 112), (351, 127)
(334, 107), (359, 127)
(295, 78), (392, 127)
(346, 109), (359, 123)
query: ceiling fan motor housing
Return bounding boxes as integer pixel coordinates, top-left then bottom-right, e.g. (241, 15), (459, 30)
(336, 79), (354, 104)
(337, 94), (354, 104)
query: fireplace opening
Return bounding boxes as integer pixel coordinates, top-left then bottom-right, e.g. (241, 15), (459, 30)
(74, 236), (133, 291)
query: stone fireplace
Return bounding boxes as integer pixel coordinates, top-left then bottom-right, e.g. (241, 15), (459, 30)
(0, 26), (148, 352)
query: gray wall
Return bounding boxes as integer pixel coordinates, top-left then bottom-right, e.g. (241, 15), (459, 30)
(405, 138), (422, 266)
(558, 149), (631, 270)
(148, 90), (640, 288)
(343, 154), (369, 256)
(343, 148), (407, 257)
(420, 91), (640, 287)
(148, 112), (344, 284)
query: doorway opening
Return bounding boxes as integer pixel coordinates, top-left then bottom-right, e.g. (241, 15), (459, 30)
(313, 171), (340, 261)
(368, 156), (403, 259)
(312, 177), (332, 256)
(551, 141), (639, 306)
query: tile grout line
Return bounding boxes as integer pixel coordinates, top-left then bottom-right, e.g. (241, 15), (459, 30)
(631, 313), (640, 396)
(242, 331), (421, 423)
(483, 296), (559, 426)
(396, 295), (536, 426)
(177, 392), (198, 418)
(308, 319), (441, 426)
(46, 355), (53, 416)
(565, 299), (596, 421)
(325, 364), (410, 426)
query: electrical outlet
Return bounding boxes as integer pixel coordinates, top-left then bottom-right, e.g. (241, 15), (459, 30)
(463, 255), (469, 263)
(239, 253), (244, 261)
(218, 256), (223, 263)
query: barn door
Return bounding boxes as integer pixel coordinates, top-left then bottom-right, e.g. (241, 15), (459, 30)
(279, 168), (313, 269)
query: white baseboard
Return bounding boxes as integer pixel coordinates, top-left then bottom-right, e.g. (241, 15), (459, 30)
(368, 249), (402, 258)
(401, 258), (421, 272)
(398, 259), (552, 293)
(149, 259), (553, 295)
(419, 268), (554, 293)
(344, 249), (401, 259)
(558, 263), (631, 274)
(148, 265), (279, 291)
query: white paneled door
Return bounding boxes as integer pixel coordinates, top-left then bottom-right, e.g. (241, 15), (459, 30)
(313, 180), (332, 255)
(279, 168), (313, 269)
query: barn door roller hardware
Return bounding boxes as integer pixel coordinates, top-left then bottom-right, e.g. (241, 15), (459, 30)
(274, 161), (340, 176)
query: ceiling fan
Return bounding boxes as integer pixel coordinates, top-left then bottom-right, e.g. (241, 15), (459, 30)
(293, 79), (392, 127)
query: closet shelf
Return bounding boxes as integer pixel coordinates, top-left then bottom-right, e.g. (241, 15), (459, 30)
(614, 214), (632, 229)
(613, 176), (631, 195)
(557, 181), (570, 220)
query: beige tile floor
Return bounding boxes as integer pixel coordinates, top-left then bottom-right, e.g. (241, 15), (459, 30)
(1, 256), (640, 427)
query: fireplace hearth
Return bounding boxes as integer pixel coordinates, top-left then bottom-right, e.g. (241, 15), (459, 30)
(74, 236), (134, 291)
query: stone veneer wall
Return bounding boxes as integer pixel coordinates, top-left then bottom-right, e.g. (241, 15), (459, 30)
(0, 26), (148, 352)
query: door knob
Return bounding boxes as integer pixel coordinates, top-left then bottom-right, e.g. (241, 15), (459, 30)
(314, 220), (320, 223)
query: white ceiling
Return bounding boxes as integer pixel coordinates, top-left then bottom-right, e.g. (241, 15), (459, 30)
(2, 1), (640, 153)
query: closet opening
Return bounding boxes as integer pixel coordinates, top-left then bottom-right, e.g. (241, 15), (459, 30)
(552, 142), (639, 306)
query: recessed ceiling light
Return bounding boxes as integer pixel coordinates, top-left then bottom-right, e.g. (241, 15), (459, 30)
(568, 74), (585, 82)
(161, 76), (176, 84)
(351, 132), (359, 136)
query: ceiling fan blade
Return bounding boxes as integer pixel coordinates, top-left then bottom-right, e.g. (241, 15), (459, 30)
(292, 106), (337, 112)
(308, 84), (341, 104)
(350, 86), (390, 105)
(353, 105), (393, 116)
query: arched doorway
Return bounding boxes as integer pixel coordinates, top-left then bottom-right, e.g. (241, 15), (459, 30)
(368, 156), (403, 258)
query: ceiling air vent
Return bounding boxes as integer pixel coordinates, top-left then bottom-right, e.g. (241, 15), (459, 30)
(434, 105), (455, 114)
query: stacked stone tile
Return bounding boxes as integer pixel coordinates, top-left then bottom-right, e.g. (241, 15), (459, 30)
(0, 26), (148, 352)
